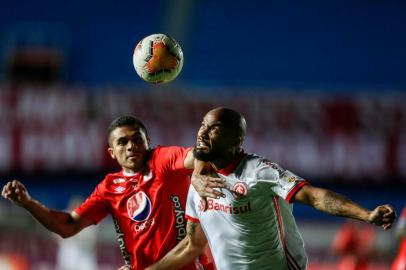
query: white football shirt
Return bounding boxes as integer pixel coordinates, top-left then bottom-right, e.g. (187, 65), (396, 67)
(186, 153), (308, 270)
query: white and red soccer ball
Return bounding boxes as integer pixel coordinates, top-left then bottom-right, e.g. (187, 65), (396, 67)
(133, 33), (184, 84)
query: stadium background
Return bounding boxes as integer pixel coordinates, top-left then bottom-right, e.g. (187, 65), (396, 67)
(0, 0), (405, 269)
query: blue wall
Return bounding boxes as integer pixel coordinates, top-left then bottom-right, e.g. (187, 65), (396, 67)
(1, 0), (405, 90)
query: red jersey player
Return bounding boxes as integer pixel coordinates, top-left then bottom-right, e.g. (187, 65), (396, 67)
(392, 206), (406, 270)
(1, 116), (216, 270)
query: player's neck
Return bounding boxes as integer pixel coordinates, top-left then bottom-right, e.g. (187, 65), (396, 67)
(122, 151), (151, 175)
(123, 168), (142, 175)
(123, 169), (137, 176)
(211, 150), (242, 171)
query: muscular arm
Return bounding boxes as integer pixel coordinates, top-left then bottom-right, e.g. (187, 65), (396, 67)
(146, 221), (207, 270)
(183, 148), (195, 169)
(293, 184), (396, 229)
(2, 180), (93, 238)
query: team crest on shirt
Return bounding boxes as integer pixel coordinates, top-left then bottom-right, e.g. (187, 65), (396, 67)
(127, 191), (152, 222)
(232, 182), (248, 199)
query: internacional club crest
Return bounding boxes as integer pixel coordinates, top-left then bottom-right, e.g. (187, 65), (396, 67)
(232, 182), (248, 199)
(127, 191), (152, 222)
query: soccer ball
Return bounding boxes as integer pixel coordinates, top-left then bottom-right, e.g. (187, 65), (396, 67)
(133, 33), (184, 84)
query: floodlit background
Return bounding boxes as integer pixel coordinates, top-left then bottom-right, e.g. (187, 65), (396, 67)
(0, 1), (405, 269)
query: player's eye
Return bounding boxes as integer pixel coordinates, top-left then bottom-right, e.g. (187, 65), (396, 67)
(117, 139), (127, 145)
(132, 137), (143, 144)
(209, 126), (222, 135)
(199, 124), (207, 132)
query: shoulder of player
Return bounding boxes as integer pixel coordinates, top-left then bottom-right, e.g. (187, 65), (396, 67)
(153, 145), (187, 154)
(149, 145), (189, 164)
(241, 153), (278, 169)
(257, 156), (284, 171)
(240, 154), (285, 179)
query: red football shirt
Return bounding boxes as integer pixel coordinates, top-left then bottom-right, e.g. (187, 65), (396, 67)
(75, 146), (198, 270)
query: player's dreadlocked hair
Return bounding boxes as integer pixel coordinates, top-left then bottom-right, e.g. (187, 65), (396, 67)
(107, 116), (148, 146)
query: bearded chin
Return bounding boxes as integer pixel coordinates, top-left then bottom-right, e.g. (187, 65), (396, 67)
(193, 147), (216, 162)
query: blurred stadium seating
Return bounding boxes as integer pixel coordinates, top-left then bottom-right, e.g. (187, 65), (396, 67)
(0, 0), (405, 269)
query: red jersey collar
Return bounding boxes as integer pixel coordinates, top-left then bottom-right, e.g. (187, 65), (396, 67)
(121, 170), (138, 177)
(216, 151), (245, 176)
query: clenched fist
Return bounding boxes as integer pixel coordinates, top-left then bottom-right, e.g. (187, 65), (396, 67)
(368, 204), (397, 230)
(2, 180), (31, 207)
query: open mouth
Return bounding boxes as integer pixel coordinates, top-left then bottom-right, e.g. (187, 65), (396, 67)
(197, 140), (209, 150)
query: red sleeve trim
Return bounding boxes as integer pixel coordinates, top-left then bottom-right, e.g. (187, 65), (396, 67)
(72, 210), (97, 225)
(185, 214), (200, 223)
(286, 181), (309, 203)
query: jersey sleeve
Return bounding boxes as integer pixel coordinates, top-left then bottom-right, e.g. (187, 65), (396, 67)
(255, 160), (308, 203)
(74, 183), (109, 224)
(185, 185), (200, 223)
(153, 146), (193, 175)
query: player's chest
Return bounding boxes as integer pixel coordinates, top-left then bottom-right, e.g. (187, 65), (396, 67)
(197, 176), (271, 217)
(107, 172), (188, 217)
(106, 173), (164, 209)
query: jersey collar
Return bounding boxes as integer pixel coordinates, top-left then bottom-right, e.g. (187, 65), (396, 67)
(122, 171), (137, 177)
(216, 151), (245, 176)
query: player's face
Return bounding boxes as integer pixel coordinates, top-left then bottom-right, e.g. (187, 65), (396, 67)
(108, 125), (150, 173)
(194, 112), (240, 162)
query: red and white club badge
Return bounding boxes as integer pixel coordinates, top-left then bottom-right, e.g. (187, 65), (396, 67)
(232, 182), (248, 199)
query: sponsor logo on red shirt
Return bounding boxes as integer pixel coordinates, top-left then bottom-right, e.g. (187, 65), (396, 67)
(127, 191), (152, 222)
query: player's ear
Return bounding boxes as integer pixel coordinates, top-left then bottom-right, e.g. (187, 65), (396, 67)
(230, 136), (243, 148)
(237, 136), (244, 147)
(108, 147), (116, 160)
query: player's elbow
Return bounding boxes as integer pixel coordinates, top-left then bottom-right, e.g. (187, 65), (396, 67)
(55, 224), (81, 239)
(57, 229), (77, 239)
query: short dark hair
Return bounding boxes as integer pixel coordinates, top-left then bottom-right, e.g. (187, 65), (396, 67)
(107, 116), (148, 146)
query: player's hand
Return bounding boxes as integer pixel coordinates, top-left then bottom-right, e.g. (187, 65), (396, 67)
(1, 180), (31, 207)
(191, 173), (227, 200)
(191, 173), (227, 212)
(368, 204), (397, 230)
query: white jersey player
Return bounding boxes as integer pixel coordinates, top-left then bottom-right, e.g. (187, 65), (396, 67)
(145, 107), (396, 270)
(186, 153), (308, 269)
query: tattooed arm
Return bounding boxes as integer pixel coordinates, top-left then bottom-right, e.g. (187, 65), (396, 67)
(293, 184), (396, 230)
(145, 221), (207, 270)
